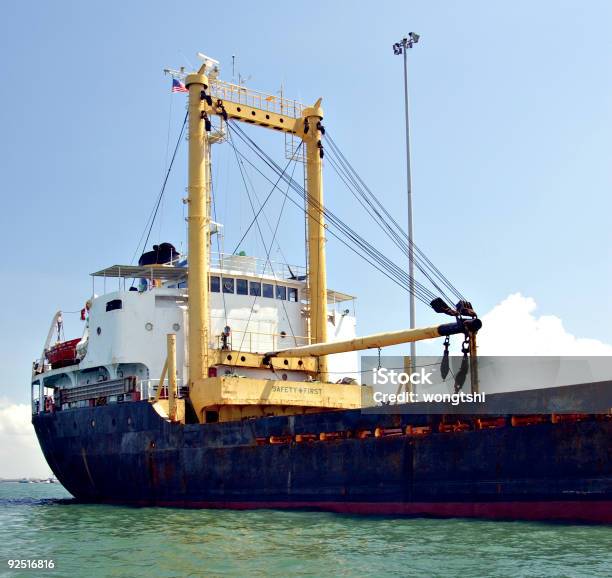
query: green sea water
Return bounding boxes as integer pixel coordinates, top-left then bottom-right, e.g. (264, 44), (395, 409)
(0, 483), (610, 578)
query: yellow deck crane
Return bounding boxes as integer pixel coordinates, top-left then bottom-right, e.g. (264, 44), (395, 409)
(160, 56), (480, 424)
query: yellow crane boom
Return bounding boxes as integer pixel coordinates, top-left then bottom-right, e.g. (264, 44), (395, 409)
(264, 319), (482, 360)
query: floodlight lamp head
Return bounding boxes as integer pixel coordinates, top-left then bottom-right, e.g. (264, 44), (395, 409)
(409, 32), (420, 44)
(393, 42), (403, 55)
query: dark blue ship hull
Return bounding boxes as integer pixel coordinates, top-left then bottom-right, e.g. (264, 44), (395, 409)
(32, 384), (612, 523)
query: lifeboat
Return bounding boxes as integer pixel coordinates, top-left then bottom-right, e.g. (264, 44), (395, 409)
(46, 338), (81, 369)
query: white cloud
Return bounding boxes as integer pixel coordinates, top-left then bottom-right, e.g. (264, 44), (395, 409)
(0, 398), (51, 478)
(478, 293), (612, 356)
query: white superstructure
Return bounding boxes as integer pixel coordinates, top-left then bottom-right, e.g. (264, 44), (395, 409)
(31, 251), (359, 411)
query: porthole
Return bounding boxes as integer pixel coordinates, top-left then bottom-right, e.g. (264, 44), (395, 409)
(173, 323), (181, 331)
(145, 322), (153, 331)
(280, 331), (287, 338)
(251, 110), (256, 116)
(91, 420), (95, 428)
(283, 359), (289, 365)
(226, 354), (233, 361)
(298, 360), (303, 366)
(237, 106), (241, 112)
(281, 373), (288, 381)
(96, 327), (101, 335)
(240, 356), (246, 362)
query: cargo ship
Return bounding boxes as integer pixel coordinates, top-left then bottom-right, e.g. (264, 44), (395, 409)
(31, 54), (612, 523)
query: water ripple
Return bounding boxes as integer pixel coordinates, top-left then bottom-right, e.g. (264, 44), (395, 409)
(0, 483), (610, 578)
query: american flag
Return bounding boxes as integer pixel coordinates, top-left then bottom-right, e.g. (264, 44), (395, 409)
(171, 78), (188, 93)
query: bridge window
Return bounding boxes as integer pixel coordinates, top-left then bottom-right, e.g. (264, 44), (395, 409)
(263, 283), (274, 298)
(276, 286), (287, 300)
(106, 299), (122, 312)
(288, 288), (298, 302)
(222, 278), (235, 294)
(210, 276), (220, 293)
(236, 279), (248, 295)
(249, 281), (261, 296)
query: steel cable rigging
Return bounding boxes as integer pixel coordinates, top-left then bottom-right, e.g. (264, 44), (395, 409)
(227, 122), (450, 308)
(226, 128), (301, 348)
(232, 142), (432, 302)
(131, 110), (470, 318)
(323, 133), (465, 304)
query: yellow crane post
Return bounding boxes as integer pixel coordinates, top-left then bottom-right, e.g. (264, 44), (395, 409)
(303, 99), (329, 381)
(185, 67), (211, 386)
(167, 333), (178, 421)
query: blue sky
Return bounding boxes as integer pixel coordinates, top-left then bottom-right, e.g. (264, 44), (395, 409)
(1, 0), (612, 413)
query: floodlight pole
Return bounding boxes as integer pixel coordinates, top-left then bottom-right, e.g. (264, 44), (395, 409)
(394, 33), (419, 373)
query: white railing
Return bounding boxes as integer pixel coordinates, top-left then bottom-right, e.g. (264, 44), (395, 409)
(210, 253), (306, 281)
(139, 379), (186, 400)
(213, 329), (309, 353)
(166, 252), (305, 281)
(210, 79), (305, 118)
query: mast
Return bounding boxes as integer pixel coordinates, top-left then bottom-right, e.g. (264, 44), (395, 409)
(185, 68), (211, 385)
(303, 99), (329, 381)
(181, 58), (333, 386)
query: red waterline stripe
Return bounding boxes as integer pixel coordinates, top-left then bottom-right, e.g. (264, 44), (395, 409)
(112, 500), (612, 524)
